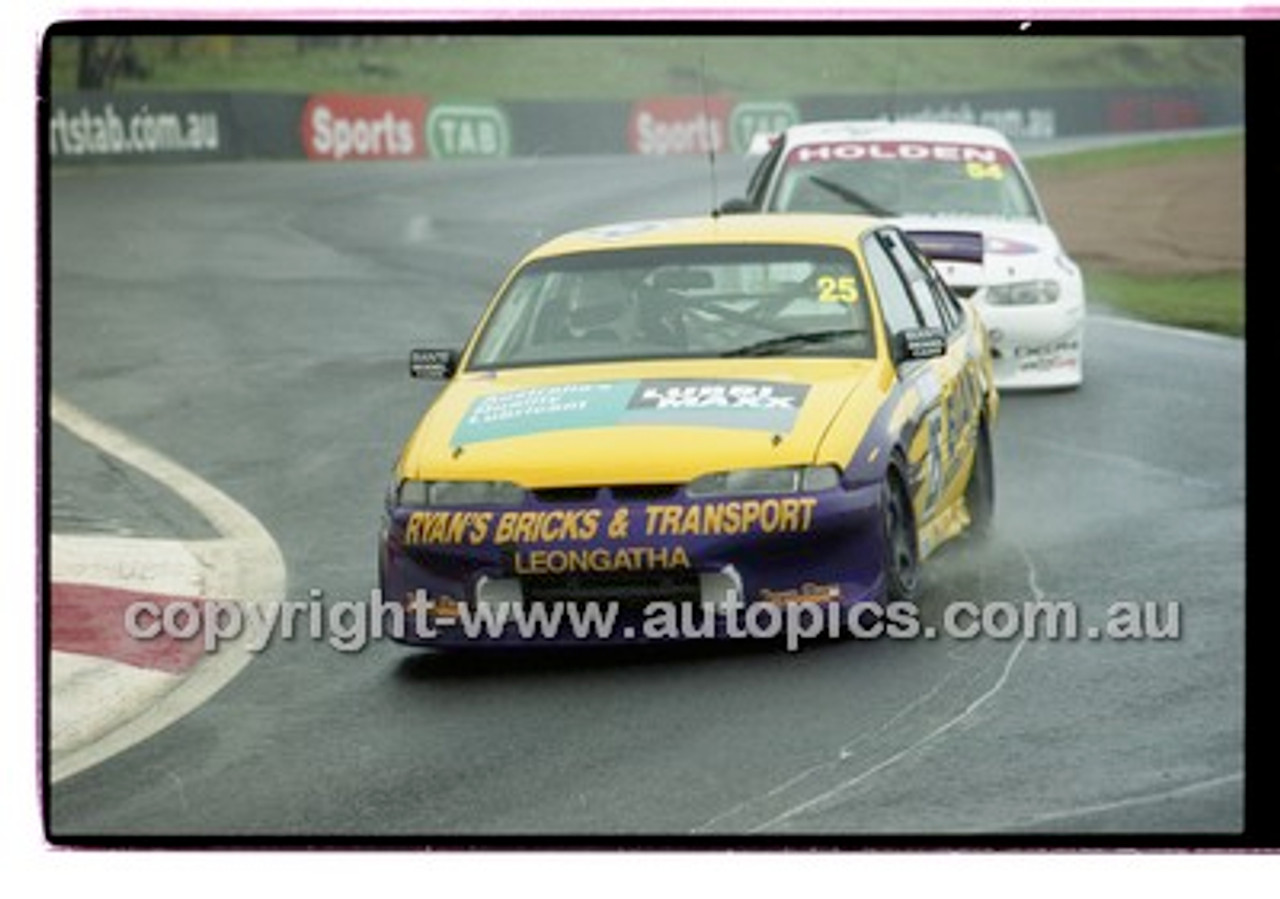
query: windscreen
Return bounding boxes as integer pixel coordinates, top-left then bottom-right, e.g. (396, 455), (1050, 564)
(771, 140), (1042, 221)
(467, 243), (876, 370)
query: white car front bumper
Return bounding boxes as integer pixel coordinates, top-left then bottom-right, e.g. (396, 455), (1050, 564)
(979, 301), (1085, 390)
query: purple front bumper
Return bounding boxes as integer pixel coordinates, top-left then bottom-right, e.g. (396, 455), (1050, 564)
(378, 481), (888, 647)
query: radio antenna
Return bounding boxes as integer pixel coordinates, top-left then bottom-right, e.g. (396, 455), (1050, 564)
(886, 38), (901, 122)
(699, 54), (721, 217)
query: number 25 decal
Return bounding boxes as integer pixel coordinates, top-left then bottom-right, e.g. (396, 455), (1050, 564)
(817, 275), (860, 303)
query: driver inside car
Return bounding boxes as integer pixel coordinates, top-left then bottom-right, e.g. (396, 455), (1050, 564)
(563, 273), (639, 342)
(561, 272), (687, 349)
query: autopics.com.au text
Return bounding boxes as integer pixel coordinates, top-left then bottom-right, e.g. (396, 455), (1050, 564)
(122, 588), (1182, 654)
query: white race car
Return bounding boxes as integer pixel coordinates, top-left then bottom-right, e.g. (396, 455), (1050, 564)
(729, 120), (1085, 389)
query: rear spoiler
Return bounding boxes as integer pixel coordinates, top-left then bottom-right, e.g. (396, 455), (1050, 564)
(906, 230), (984, 265)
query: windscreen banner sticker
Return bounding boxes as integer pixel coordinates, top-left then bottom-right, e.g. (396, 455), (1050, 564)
(452, 379), (809, 444)
(787, 141), (1013, 166)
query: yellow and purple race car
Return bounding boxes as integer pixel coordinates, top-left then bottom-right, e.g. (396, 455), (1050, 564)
(379, 213), (997, 647)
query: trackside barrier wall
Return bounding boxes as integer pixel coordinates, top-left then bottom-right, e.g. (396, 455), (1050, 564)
(47, 92), (307, 162)
(46, 86), (1243, 165)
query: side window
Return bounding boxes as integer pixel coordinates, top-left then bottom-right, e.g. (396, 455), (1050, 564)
(904, 240), (966, 333)
(863, 233), (923, 337)
(882, 232), (945, 332)
(747, 138), (784, 208)
(936, 280), (966, 332)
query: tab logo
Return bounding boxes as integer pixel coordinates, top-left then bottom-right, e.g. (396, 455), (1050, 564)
(729, 101), (799, 154)
(426, 104), (511, 158)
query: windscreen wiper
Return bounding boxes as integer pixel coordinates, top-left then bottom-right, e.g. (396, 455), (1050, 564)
(721, 328), (864, 358)
(807, 175), (897, 217)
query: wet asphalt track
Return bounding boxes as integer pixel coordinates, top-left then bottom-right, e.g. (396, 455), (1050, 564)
(46, 155), (1244, 839)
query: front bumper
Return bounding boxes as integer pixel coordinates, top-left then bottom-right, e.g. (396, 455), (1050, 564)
(378, 482), (887, 647)
(979, 302), (1085, 389)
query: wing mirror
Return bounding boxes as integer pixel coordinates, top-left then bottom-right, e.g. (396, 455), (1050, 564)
(409, 348), (459, 380)
(896, 328), (947, 363)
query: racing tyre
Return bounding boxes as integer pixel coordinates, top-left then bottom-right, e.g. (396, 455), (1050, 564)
(882, 468), (921, 605)
(964, 419), (995, 539)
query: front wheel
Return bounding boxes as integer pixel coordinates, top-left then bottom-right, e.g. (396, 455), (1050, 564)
(882, 469), (921, 605)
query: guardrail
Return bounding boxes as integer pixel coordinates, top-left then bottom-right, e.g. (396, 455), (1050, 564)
(46, 86), (1243, 165)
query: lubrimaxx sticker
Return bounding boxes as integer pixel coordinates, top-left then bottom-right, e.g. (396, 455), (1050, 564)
(625, 380), (808, 432)
(452, 379), (810, 444)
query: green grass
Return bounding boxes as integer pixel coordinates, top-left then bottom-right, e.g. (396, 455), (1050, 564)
(1025, 132), (1244, 178)
(1026, 133), (1245, 338)
(45, 34), (1243, 99)
(1085, 269), (1243, 337)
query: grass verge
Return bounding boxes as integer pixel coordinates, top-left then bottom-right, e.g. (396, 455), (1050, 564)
(1025, 132), (1243, 178)
(1029, 133), (1244, 338)
(46, 35), (1243, 100)
(1085, 268), (1243, 337)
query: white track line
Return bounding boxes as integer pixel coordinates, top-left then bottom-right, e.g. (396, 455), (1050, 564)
(48, 394), (286, 783)
(50, 534), (207, 596)
(50, 394), (280, 546)
(48, 654), (180, 760)
(748, 636), (1030, 832)
(690, 666), (963, 834)
(746, 546), (1042, 832)
(1014, 771), (1243, 829)
(1087, 312), (1243, 345)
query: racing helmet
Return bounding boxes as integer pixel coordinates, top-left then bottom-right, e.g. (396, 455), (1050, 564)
(565, 273), (638, 341)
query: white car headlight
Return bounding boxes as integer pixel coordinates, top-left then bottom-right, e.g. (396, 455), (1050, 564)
(396, 479), (525, 507)
(986, 279), (1061, 306)
(687, 465), (841, 497)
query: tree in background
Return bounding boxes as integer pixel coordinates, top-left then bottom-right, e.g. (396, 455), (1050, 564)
(75, 37), (148, 90)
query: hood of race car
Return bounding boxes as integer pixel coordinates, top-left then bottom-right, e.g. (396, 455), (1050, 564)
(397, 358), (881, 489)
(895, 215), (1073, 293)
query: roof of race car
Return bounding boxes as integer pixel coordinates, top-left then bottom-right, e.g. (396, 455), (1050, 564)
(779, 119), (1019, 154)
(522, 212), (885, 261)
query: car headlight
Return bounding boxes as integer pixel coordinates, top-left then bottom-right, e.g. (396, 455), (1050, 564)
(985, 279), (1060, 306)
(687, 465), (841, 497)
(395, 479), (525, 507)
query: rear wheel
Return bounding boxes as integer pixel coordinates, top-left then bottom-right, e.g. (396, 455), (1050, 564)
(882, 468), (920, 605)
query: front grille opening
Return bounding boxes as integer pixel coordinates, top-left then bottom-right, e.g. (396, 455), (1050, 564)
(952, 286), (979, 299)
(609, 484), (680, 502)
(531, 487), (602, 504)
(529, 485), (681, 504)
